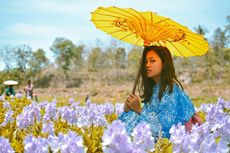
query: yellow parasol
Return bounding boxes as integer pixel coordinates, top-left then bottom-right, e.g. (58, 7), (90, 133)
(91, 6), (209, 92)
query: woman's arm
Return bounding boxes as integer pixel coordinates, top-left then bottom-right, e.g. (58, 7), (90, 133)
(156, 84), (196, 137)
(174, 85), (203, 131)
(27, 84), (33, 91)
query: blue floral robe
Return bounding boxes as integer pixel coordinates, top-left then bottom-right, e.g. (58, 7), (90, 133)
(119, 83), (195, 138)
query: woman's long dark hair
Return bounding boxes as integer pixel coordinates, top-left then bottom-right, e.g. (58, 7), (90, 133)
(138, 46), (183, 102)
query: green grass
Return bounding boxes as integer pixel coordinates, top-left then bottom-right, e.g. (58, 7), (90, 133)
(191, 96), (219, 107)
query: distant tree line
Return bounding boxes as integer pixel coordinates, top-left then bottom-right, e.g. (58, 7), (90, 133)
(0, 16), (229, 90)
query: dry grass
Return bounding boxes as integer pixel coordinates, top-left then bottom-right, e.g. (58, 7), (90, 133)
(25, 82), (230, 107)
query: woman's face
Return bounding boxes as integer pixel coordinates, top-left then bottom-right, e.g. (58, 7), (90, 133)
(145, 50), (163, 82)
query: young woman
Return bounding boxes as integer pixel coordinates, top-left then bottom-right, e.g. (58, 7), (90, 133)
(119, 46), (201, 138)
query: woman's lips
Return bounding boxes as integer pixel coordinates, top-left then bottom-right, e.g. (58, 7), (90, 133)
(147, 69), (152, 72)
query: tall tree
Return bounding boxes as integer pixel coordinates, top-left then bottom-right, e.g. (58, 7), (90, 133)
(72, 45), (85, 70)
(103, 48), (114, 69)
(224, 16), (230, 47)
(87, 47), (102, 72)
(13, 45), (32, 72)
(0, 46), (15, 71)
(50, 37), (78, 78)
(28, 48), (49, 78)
(194, 25), (209, 36)
(115, 47), (126, 70)
(212, 27), (228, 50)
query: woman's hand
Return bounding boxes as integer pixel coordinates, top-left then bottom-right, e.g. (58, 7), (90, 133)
(192, 113), (202, 125)
(126, 94), (142, 114)
(185, 113), (202, 132)
(185, 119), (193, 131)
(123, 101), (130, 112)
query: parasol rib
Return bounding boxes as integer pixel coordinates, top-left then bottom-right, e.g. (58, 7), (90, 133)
(178, 42), (198, 56)
(169, 43), (185, 57)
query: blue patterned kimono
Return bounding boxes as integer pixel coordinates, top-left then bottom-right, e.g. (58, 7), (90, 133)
(119, 83), (195, 138)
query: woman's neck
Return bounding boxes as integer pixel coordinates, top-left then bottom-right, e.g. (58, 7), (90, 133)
(152, 75), (161, 84)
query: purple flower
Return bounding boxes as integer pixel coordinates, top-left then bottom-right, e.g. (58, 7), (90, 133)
(215, 116), (230, 142)
(24, 135), (48, 153)
(88, 108), (107, 126)
(43, 102), (57, 122)
(102, 103), (114, 115)
(115, 103), (124, 115)
(102, 120), (132, 153)
(60, 131), (85, 153)
(3, 101), (11, 109)
(216, 139), (229, 153)
(131, 122), (155, 152)
(69, 98), (74, 104)
(56, 106), (79, 126)
(42, 122), (55, 135)
(170, 123), (187, 144)
(224, 100), (230, 109)
(0, 109), (14, 127)
(71, 101), (80, 109)
(15, 92), (23, 98)
(170, 98), (230, 153)
(50, 131), (86, 153)
(16, 103), (41, 129)
(0, 137), (14, 153)
(217, 98), (226, 108)
(47, 135), (59, 153)
(38, 101), (49, 109)
(0, 95), (5, 101)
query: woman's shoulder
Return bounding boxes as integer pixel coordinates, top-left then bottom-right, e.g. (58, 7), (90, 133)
(163, 81), (182, 93)
(165, 82), (185, 98)
(172, 81), (183, 91)
(172, 82), (191, 100)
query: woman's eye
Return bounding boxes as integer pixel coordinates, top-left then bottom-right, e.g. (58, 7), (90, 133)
(150, 60), (155, 63)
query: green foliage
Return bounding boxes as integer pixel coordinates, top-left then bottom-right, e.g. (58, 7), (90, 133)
(0, 46), (15, 71)
(13, 45), (32, 73)
(0, 45), (50, 86)
(28, 48), (49, 75)
(87, 47), (102, 72)
(223, 48), (230, 64)
(191, 69), (206, 83)
(115, 47), (126, 70)
(73, 45), (85, 65)
(127, 46), (142, 73)
(66, 78), (83, 88)
(50, 37), (84, 78)
(34, 73), (54, 88)
(194, 25), (209, 36)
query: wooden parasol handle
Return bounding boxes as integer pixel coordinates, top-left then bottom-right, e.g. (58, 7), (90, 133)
(132, 56), (143, 94)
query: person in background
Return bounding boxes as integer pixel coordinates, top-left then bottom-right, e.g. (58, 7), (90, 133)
(5, 85), (16, 96)
(24, 80), (33, 99)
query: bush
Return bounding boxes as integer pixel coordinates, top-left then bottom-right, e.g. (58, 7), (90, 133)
(66, 78), (83, 88)
(34, 74), (54, 88)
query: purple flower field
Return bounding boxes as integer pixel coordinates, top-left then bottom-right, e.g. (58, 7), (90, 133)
(0, 96), (229, 153)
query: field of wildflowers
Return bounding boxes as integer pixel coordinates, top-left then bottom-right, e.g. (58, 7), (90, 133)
(0, 95), (229, 153)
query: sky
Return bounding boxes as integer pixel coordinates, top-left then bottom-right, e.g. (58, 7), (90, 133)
(0, 0), (229, 70)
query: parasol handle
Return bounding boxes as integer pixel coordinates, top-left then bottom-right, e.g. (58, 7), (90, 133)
(132, 56), (143, 94)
